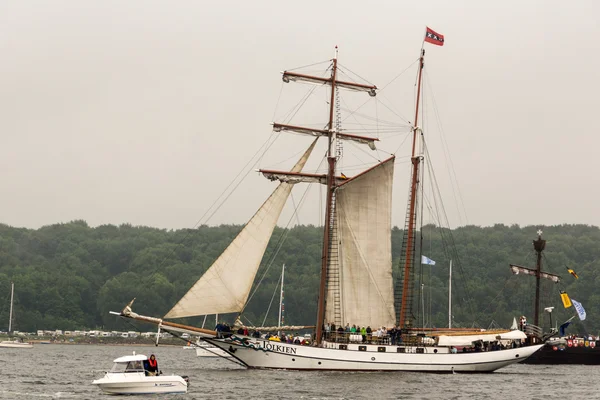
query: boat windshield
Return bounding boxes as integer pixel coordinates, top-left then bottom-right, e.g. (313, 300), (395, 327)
(110, 361), (145, 373)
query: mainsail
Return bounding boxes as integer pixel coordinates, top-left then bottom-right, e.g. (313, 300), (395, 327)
(325, 157), (396, 328)
(164, 140), (317, 319)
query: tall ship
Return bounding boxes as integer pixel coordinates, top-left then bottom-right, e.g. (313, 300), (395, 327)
(513, 231), (600, 365)
(116, 30), (543, 372)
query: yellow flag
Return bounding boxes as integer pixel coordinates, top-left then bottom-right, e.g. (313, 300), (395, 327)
(560, 291), (572, 308)
(566, 266), (579, 279)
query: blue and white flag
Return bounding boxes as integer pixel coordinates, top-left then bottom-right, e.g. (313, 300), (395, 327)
(421, 255), (436, 265)
(559, 321), (571, 337)
(572, 299), (587, 321)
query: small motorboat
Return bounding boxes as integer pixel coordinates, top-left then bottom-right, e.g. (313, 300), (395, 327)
(92, 353), (189, 395)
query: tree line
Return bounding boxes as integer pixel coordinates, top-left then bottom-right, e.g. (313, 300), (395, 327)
(0, 221), (598, 336)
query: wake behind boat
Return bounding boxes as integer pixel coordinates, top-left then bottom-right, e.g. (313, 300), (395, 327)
(92, 352), (189, 395)
(114, 30), (544, 372)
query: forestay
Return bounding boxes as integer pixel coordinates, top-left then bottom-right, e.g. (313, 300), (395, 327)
(325, 157), (396, 328)
(165, 140), (317, 319)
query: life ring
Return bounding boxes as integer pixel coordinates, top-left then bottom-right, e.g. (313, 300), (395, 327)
(567, 340), (573, 347)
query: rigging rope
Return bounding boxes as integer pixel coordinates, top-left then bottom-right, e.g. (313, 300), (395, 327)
(423, 69), (469, 227)
(286, 59), (332, 72)
(337, 62), (378, 87)
(420, 140), (477, 319)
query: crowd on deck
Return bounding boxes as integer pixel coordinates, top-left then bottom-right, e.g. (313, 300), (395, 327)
(214, 321), (524, 352)
(322, 322), (402, 344)
(214, 322), (312, 345)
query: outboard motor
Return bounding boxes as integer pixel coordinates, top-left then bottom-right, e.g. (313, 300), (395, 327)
(182, 375), (190, 386)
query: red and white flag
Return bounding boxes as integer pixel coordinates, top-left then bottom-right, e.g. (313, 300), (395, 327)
(425, 27), (444, 46)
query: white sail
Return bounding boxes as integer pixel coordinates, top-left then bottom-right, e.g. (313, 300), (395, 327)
(325, 157), (396, 328)
(165, 140), (317, 319)
(510, 317), (518, 330)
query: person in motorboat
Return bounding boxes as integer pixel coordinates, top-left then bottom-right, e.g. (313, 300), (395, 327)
(144, 354), (159, 376)
(92, 352), (188, 395)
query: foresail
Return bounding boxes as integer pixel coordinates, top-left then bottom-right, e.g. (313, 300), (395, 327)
(325, 157), (396, 328)
(165, 140), (317, 319)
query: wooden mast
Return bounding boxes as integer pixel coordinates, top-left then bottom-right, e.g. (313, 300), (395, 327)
(260, 49), (376, 343)
(399, 49), (425, 329)
(533, 230), (546, 328)
(316, 47), (338, 344)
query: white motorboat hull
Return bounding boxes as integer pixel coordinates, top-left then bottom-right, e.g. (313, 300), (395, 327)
(0, 341), (33, 349)
(92, 373), (187, 395)
(205, 336), (544, 372)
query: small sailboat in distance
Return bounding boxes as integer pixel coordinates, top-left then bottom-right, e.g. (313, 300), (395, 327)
(1, 282), (33, 349)
(115, 30), (543, 371)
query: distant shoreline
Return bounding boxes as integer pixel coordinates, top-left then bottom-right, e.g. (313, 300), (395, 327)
(1, 337), (186, 347)
(31, 341), (182, 347)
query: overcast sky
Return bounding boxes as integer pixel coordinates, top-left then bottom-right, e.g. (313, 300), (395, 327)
(1, 0), (598, 230)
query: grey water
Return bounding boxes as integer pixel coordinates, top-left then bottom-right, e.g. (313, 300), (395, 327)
(0, 344), (596, 399)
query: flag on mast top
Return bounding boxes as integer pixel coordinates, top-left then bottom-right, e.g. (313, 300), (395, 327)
(425, 27), (444, 46)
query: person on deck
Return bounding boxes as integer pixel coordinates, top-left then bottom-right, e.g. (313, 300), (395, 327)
(360, 326), (367, 343)
(146, 354), (159, 376)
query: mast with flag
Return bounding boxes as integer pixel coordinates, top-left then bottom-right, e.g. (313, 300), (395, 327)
(397, 27), (445, 331)
(509, 230), (560, 331)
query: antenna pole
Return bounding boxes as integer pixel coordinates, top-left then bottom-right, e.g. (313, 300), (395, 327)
(399, 49), (425, 329)
(316, 46), (338, 344)
(449, 259), (452, 328)
(421, 283), (425, 330)
(8, 281), (14, 333)
(278, 264), (285, 334)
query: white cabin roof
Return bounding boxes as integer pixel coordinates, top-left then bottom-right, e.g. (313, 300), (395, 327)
(113, 354), (147, 363)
